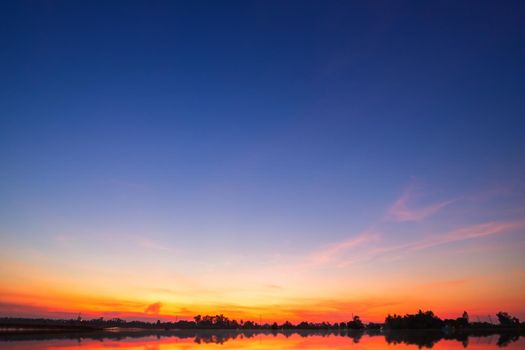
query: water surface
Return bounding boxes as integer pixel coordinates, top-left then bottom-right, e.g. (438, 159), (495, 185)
(1, 330), (524, 350)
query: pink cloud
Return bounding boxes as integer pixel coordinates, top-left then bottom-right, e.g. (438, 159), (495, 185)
(387, 189), (455, 222)
(308, 231), (380, 265)
(315, 220), (525, 268)
(419, 220), (525, 249)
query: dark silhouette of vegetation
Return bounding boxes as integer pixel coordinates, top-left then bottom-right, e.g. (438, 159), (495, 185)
(1, 309), (523, 348)
(2, 310), (523, 332)
(1, 315), (369, 332)
(385, 310), (523, 332)
(496, 312), (520, 327)
(347, 315), (365, 329)
(385, 310), (443, 329)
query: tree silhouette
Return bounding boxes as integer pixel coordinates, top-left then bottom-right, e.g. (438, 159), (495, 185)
(385, 310), (443, 329)
(347, 315), (365, 329)
(496, 312), (520, 327)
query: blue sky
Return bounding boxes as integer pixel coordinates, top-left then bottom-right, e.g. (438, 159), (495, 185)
(1, 1), (525, 321)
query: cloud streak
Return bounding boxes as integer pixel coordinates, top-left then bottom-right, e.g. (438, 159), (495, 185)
(311, 220), (525, 268)
(404, 220), (525, 253)
(308, 231), (380, 264)
(387, 187), (455, 222)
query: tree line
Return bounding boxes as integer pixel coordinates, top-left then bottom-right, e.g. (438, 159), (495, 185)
(1, 310), (522, 331)
(384, 310), (522, 330)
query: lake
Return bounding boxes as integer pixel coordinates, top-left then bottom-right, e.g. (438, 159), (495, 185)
(1, 330), (524, 350)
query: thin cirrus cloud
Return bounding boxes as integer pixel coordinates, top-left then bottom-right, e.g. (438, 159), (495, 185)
(409, 220), (525, 252)
(319, 220), (525, 268)
(308, 231), (380, 265)
(304, 186), (525, 268)
(386, 188), (456, 222)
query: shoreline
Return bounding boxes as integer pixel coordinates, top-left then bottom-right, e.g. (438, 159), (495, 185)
(1, 326), (523, 336)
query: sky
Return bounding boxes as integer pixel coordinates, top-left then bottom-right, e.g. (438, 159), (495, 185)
(1, 1), (525, 323)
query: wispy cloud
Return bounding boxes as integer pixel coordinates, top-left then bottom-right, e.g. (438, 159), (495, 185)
(308, 231), (380, 265)
(144, 302), (162, 315)
(386, 187), (455, 222)
(405, 220), (525, 253)
(303, 180), (524, 270)
(311, 220), (525, 268)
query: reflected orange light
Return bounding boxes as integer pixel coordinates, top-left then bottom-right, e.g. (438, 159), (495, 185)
(2, 334), (525, 350)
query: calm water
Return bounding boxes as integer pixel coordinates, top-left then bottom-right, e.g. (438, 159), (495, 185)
(1, 331), (524, 350)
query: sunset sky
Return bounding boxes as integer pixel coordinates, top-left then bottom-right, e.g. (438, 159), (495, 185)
(1, 1), (525, 323)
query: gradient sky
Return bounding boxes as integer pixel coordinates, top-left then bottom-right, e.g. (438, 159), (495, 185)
(1, 1), (525, 323)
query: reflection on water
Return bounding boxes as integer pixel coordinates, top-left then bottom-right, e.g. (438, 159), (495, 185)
(1, 330), (524, 350)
